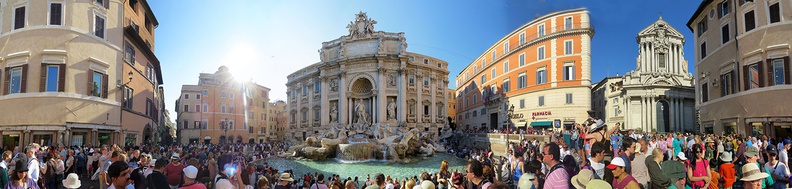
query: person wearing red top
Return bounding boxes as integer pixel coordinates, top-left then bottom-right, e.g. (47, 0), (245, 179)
(165, 154), (186, 189)
(718, 152), (736, 189)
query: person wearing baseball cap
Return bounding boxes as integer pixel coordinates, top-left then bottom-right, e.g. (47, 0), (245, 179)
(606, 157), (639, 189)
(763, 144), (790, 189)
(179, 165), (206, 189)
(780, 139), (791, 169)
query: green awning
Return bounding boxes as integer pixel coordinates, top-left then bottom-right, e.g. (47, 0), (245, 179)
(530, 121), (553, 127)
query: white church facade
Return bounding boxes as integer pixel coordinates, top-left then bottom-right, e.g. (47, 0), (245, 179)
(593, 17), (696, 133)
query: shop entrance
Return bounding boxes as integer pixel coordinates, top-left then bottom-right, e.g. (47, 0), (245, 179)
(98, 132), (112, 146)
(2, 134), (19, 150)
(71, 133), (87, 147)
(33, 134), (53, 146)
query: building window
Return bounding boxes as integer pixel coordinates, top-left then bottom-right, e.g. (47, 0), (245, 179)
(481, 75), (486, 84)
(183, 105), (189, 113)
(183, 120), (188, 129)
(504, 42), (510, 53)
(14, 6), (25, 29)
(536, 69), (547, 85)
(718, 1), (730, 18)
(229, 107), (235, 113)
(89, 71), (107, 98)
(409, 75), (415, 86)
(49, 3), (62, 25)
(700, 42), (707, 59)
(745, 10), (755, 32)
(203, 104), (208, 112)
(314, 109), (320, 121)
(517, 72), (526, 89)
(94, 15), (105, 39)
(424, 105), (429, 115)
(503, 61), (510, 72)
(473, 66), (477, 74)
(697, 18), (707, 37)
(538, 96), (545, 106)
(423, 59), (429, 65)
(701, 83), (709, 103)
(124, 42), (136, 64)
(184, 94), (189, 99)
(659, 53), (666, 68)
(43, 64), (63, 92)
(519, 33), (526, 45)
(769, 3), (781, 23)
(538, 24), (545, 37)
(565, 17), (573, 30)
(613, 98), (619, 104)
(520, 99), (525, 109)
(123, 87), (133, 109)
(502, 78), (510, 92)
(519, 54), (526, 67)
(221, 104), (226, 113)
(314, 81), (321, 93)
(302, 86), (307, 96)
(771, 59), (786, 85)
(721, 24), (730, 44)
(537, 47), (545, 60)
(721, 70), (735, 96)
(564, 40), (573, 55)
(203, 90), (208, 95)
(748, 63), (760, 89)
(473, 94), (477, 103)
(614, 106), (620, 116)
(196, 94), (201, 99)
(491, 51), (496, 62)
(491, 69), (496, 79)
(409, 104), (415, 115)
(566, 93), (573, 104)
(424, 76), (430, 86)
(195, 105), (200, 113)
(563, 64), (575, 81)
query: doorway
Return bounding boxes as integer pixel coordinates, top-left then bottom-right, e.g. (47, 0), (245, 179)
(656, 100), (670, 132)
(33, 134), (53, 146)
(490, 113), (499, 130)
(2, 134), (19, 150)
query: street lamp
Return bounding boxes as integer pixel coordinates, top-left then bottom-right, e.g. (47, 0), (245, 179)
(506, 104), (515, 130)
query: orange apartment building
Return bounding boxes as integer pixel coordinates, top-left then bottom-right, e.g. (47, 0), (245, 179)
(177, 66), (271, 144)
(455, 8), (594, 131)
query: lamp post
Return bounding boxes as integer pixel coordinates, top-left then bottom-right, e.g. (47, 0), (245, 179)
(506, 104), (515, 130)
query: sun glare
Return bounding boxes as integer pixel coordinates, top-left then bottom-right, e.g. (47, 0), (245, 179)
(224, 43), (259, 82)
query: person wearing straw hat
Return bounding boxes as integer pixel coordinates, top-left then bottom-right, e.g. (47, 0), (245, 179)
(719, 151), (736, 189)
(739, 146), (775, 189)
(741, 163), (770, 189)
(571, 169), (593, 189)
(275, 173), (294, 189)
(62, 173), (81, 189)
(585, 179), (611, 189)
(607, 157), (639, 189)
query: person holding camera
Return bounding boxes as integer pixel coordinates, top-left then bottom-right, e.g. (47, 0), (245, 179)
(215, 158), (245, 189)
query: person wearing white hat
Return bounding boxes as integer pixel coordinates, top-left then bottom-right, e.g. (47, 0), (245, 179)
(178, 165), (205, 189)
(62, 173), (81, 189)
(275, 173), (294, 189)
(676, 152), (687, 161)
(607, 157), (640, 189)
(742, 163), (770, 189)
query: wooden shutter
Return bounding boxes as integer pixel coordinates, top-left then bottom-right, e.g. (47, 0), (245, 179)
(40, 64), (47, 92)
(101, 73), (108, 98)
(58, 64), (65, 92)
(731, 69), (737, 94)
(766, 60), (775, 86)
(20, 65), (27, 93)
(2, 69), (7, 95)
(14, 7), (24, 29)
(743, 65), (749, 90)
(87, 71), (93, 95)
(758, 61), (765, 87)
(103, 0), (109, 9)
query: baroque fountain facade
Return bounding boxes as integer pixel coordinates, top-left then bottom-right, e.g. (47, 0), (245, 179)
(284, 12), (453, 162)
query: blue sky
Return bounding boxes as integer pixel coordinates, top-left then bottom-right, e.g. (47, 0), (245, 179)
(149, 0), (700, 122)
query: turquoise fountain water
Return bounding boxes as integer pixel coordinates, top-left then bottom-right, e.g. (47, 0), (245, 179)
(263, 153), (468, 179)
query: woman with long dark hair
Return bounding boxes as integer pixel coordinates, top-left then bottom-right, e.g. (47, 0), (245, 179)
(6, 159), (39, 189)
(688, 144), (712, 189)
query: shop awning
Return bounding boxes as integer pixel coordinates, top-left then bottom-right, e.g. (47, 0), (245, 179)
(530, 121), (553, 127)
(204, 136), (211, 140)
(515, 121), (528, 127)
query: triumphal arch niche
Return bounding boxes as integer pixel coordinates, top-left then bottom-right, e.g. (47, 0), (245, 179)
(285, 12), (451, 145)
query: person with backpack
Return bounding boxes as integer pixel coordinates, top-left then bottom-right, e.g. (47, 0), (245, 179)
(583, 142), (607, 180)
(75, 149), (86, 178)
(465, 160), (491, 189)
(0, 151), (11, 188)
(542, 142), (568, 189)
(149, 158), (172, 189)
(764, 145), (789, 189)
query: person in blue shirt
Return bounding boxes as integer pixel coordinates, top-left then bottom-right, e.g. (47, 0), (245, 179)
(611, 134), (621, 155)
(673, 133), (684, 158)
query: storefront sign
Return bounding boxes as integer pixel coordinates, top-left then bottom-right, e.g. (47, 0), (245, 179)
(510, 113), (524, 119)
(532, 111), (552, 116)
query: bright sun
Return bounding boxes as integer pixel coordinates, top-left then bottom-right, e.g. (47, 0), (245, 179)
(223, 43), (259, 82)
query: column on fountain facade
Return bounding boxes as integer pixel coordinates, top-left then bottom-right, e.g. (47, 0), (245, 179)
(417, 72), (423, 125)
(430, 71), (436, 124)
(377, 66), (385, 124)
(321, 75), (329, 125)
(340, 71), (347, 125)
(399, 63), (407, 121)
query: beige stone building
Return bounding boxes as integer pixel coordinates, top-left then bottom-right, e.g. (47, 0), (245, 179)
(268, 100), (287, 142)
(688, 0), (792, 136)
(0, 0), (165, 149)
(447, 88), (456, 126)
(285, 12), (449, 144)
(177, 66), (271, 144)
(591, 77), (625, 127)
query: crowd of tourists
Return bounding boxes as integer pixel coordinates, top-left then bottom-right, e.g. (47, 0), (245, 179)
(2, 116), (792, 189)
